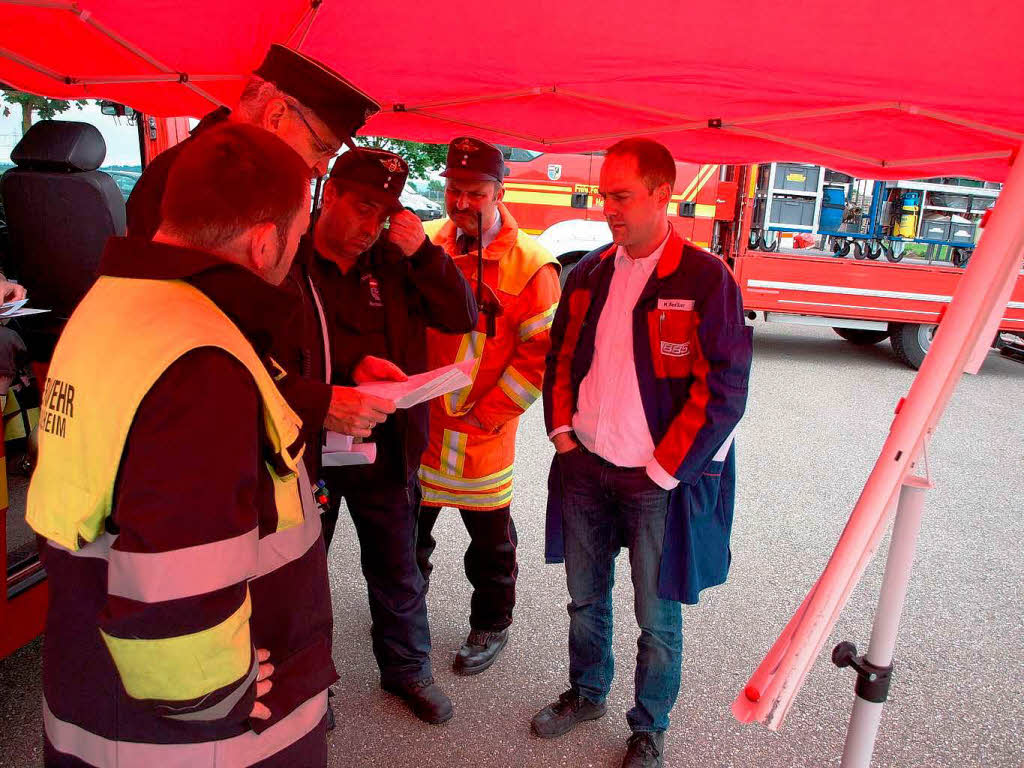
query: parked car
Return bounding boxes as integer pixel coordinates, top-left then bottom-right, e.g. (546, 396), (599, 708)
(400, 190), (442, 221)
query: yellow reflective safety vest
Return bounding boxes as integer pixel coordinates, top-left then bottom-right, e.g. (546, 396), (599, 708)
(28, 276), (303, 548)
(27, 275), (333, 766)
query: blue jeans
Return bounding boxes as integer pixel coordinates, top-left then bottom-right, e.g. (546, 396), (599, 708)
(559, 445), (682, 733)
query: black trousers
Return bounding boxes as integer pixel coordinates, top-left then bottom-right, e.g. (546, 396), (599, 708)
(416, 505), (518, 632)
(323, 473), (432, 686)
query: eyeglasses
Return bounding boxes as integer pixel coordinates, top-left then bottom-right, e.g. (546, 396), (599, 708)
(286, 102), (340, 157)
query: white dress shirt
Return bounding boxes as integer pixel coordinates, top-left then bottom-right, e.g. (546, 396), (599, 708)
(553, 230), (679, 490)
(456, 212), (502, 251)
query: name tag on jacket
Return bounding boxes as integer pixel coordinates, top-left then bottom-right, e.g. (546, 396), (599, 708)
(657, 298), (695, 311)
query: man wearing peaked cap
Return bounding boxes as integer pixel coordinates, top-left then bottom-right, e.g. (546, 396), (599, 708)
(310, 147), (477, 725)
(417, 136), (561, 678)
(125, 44), (400, 482)
(124, 49), (409, 730)
(442, 136), (508, 183)
(128, 43), (380, 241)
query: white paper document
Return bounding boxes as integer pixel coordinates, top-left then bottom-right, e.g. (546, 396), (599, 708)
(355, 359), (475, 409)
(0, 300), (49, 318)
(321, 431), (377, 467)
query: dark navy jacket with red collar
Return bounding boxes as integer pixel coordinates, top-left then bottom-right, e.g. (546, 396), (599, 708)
(542, 230), (753, 604)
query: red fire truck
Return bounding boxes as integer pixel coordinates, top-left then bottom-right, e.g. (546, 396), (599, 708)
(499, 151), (1024, 370)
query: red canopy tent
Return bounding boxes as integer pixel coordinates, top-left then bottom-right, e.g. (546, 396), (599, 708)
(2, 2), (1023, 765)
(3, 0), (1023, 181)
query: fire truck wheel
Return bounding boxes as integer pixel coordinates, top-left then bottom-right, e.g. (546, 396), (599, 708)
(889, 322), (934, 369)
(833, 327), (890, 345)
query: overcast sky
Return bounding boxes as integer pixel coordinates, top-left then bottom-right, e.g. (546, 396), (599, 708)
(1, 100), (143, 166)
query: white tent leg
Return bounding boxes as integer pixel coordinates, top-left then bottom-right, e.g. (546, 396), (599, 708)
(838, 474), (931, 768)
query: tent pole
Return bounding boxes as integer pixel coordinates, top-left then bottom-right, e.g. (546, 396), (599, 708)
(400, 108), (547, 144)
(884, 150), (1012, 168)
(836, 473), (931, 768)
(0, 47), (68, 82)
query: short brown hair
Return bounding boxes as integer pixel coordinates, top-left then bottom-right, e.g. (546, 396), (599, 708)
(605, 138), (676, 193)
(161, 123), (309, 251)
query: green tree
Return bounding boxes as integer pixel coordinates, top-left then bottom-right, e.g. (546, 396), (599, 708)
(1, 91), (87, 137)
(355, 136), (447, 180)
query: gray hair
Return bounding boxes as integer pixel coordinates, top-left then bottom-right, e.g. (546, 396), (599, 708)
(236, 76), (292, 122)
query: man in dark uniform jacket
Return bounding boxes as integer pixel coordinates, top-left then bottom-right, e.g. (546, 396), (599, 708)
(312, 148), (477, 725)
(126, 44), (394, 477)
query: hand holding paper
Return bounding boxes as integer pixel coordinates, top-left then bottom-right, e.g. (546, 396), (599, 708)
(325, 386), (396, 438)
(355, 359), (475, 409)
(0, 281), (27, 304)
(0, 299), (48, 318)
(353, 355), (409, 385)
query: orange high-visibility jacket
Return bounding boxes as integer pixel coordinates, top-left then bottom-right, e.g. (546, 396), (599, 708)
(420, 204), (560, 511)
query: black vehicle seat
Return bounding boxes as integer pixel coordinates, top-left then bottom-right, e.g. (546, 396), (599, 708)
(0, 120), (125, 361)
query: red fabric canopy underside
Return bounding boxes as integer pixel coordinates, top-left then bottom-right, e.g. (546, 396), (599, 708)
(3, 0), (1022, 180)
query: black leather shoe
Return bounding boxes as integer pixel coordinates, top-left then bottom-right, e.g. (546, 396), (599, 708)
(621, 731), (665, 768)
(453, 628), (509, 676)
(530, 689), (606, 738)
(381, 676), (453, 724)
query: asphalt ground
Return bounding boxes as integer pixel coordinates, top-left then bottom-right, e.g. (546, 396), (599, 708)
(2, 322), (1021, 767)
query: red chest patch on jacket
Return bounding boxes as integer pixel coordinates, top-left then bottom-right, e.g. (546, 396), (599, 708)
(649, 305), (700, 377)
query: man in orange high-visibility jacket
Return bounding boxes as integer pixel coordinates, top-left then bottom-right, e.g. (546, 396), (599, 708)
(418, 136), (560, 676)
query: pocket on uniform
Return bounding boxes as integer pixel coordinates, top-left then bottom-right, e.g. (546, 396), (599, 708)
(648, 307), (697, 379)
(556, 445), (584, 485)
(557, 445), (582, 461)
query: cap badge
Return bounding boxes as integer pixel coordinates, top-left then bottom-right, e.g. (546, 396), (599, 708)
(453, 138), (478, 152)
(380, 157), (405, 172)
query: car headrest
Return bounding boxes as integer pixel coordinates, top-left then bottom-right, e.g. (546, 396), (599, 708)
(11, 120), (107, 172)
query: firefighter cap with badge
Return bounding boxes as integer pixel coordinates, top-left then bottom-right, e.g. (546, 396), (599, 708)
(441, 136), (508, 182)
(329, 148), (409, 214)
(254, 43), (381, 149)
